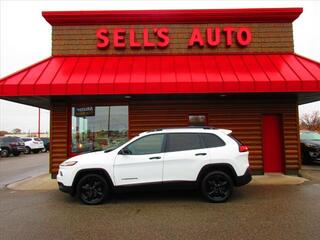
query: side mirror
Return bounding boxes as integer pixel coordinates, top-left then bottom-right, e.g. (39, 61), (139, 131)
(119, 148), (131, 155)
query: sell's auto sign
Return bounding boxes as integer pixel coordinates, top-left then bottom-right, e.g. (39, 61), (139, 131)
(96, 26), (252, 49)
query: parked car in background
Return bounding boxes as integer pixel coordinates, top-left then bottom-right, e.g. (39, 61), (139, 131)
(0, 136), (26, 157)
(300, 131), (320, 164)
(58, 127), (251, 205)
(21, 137), (44, 154)
(40, 137), (50, 152)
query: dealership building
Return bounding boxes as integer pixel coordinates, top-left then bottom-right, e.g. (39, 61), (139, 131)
(0, 8), (319, 177)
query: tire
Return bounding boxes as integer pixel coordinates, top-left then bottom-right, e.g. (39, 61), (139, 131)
(41, 148), (48, 153)
(12, 152), (21, 156)
(201, 171), (233, 203)
(76, 174), (109, 205)
(1, 149), (10, 158)
(32, 150), (40, 154)
(24, 147), (31, 154)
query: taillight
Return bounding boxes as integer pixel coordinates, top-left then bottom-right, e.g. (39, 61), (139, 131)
(239, 145), (249, 152)
(9, 142), (17, 146)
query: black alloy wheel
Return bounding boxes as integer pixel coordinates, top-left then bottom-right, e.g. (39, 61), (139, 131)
(1, 149), (10, 157)
(77, 174), (109, 205)
(25, 147), (31, 154)
(201, 171), (233, 203)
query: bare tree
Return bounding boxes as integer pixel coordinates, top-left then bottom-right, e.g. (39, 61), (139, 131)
(0, 130), (9, 136)
(300, 111), (320, 132)
(12, 128), (22, 134)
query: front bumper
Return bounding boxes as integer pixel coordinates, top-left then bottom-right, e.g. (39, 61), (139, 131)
(12, 147), (26, 153)
(58, 182), (72, 194)
(235, 167), (252, 186)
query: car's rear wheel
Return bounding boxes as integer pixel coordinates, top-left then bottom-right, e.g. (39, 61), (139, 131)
(24, 147), (31, 154)
(1, 149), (10, 157)
(201, 171), (233, 203)
(77, 174), (109, 205)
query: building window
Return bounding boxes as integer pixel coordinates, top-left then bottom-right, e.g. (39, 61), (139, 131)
(189, 114), (207, 126)
(71, 106), (128, 154)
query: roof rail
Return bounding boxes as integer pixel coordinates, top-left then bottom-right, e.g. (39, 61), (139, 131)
(146, 126), (216, 132)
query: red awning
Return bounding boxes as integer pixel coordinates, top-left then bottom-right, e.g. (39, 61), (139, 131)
(0, 54), (319, 97)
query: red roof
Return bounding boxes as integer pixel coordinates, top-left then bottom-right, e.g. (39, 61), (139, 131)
(42, 8), (303, 26)
(0, 54), (319, 97)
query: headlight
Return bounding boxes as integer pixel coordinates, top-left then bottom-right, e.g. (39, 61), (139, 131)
(305, 143), (317, 148)
(60, 161), (78, 167)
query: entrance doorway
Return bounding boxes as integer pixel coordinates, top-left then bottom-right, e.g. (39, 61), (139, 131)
(262, 115), (284, 173)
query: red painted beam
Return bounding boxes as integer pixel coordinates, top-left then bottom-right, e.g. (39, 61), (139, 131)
(42, 8), (303, 26)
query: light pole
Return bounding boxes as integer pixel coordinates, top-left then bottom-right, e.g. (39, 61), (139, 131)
(38, 108), (41, 138)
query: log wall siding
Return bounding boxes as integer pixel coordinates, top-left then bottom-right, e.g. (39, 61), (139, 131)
(50, 104), (69, 174)
(129, 99), (300, 174)
(52, 23), (293, 55)
(50, 98), (300, 175)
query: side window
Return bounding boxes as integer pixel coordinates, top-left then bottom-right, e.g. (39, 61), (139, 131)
(126, 134), (164, 155)
(201, 133), (225, 148)
(166, 133), (203, 152)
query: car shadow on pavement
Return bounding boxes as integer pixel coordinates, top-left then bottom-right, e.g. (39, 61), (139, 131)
(59, 187), (248, 205)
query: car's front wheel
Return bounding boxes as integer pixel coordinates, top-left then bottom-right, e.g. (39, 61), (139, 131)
(76, 174), (109, 205)
(201, 171), (233, 203)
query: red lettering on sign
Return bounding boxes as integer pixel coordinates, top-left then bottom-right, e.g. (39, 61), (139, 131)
(114, 28), (126, 48)
(188, 28), (204, 47)
(129, 28), (141, 48)
(143, 28), (156, 48)
(96, 26), (252, 50)
(223, 27), (234, 47)
(156, 27), (169, 48)
(206, 27), (221, 47)
(96, 28), (109, 49)
(237, 27), (252, 46)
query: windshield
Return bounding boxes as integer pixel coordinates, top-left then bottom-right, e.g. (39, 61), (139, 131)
(103, 138), (130, 152)
(300, 132), (320, 141)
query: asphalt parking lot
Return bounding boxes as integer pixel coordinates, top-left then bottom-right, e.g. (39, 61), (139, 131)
(0, 152), (49, 188)
(1, 165), (320, 240)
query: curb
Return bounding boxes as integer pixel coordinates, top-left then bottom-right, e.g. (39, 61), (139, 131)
(6, 174), (57, 191)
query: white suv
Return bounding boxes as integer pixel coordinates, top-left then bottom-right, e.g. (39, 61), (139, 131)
(21, 137), (45, 154)
(57, 127), (251, 204)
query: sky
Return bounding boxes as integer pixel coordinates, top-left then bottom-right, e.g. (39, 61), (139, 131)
(0, 0), (319, 132)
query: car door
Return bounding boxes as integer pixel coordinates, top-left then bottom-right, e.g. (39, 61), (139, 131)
(114, 133), (165, 186)
(163, 133), (211, 182)
(200, 133), (229, 163)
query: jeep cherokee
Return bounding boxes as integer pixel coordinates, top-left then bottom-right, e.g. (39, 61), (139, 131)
(57, 127), (251, 204)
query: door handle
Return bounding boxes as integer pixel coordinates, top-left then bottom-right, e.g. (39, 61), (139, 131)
(149, 156), (161, 160)
(195, 153), (207, 156)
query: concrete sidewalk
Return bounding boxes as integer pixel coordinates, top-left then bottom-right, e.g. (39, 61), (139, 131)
(6, 173), (309, 191)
